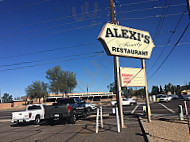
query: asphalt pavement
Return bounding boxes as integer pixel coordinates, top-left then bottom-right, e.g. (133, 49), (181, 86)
(0, 99), (190, 142)
(0, 110), (146, 142)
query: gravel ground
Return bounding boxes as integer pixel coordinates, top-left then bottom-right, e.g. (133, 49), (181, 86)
(142, 117), (190, 142)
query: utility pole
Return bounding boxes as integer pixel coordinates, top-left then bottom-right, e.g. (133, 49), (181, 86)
(187, 0), (190, 18)
(110, 0), (125, 128)
(0, 87), (1, 103)
(141, 59), (151, 122)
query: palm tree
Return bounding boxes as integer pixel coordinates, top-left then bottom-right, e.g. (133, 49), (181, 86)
(25, 81), (48, 103)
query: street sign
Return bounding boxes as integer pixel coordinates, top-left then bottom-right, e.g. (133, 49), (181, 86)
(120, 67), (146, 87)
(98, 23), (155, 59)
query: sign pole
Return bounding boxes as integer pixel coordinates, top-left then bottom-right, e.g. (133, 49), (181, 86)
(110, 0), (125, 128)
(141, 59), (151, 122)
(184, 101), (190, 135)
(114, 56), (125, 128)
(187, 0), (190, 18)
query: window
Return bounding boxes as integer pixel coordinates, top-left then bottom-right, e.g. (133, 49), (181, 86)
(28, 105), (41, 110)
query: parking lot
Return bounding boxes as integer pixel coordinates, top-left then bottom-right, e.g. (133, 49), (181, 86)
(0, 99), (190, 142)
(0, 107), (145, 142)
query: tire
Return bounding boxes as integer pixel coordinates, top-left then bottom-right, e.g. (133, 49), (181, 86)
(87, 107), (91, 115)
(34, 115), (40, 125)
(47, 119), (54, 125)
(69, 111), (76, 124)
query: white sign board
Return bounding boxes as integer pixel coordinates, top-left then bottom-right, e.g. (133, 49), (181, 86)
(98, 23), (155, 59)
(120, 67), (146, 87)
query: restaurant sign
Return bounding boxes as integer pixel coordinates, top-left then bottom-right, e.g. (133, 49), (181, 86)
(98, 23), (155, 59)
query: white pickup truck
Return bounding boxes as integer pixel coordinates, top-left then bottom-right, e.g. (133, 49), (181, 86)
(12, 104), (45, 124)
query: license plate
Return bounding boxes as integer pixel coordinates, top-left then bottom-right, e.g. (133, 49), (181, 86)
(54, 114), (59, 117)
(19, 120), (23, 122)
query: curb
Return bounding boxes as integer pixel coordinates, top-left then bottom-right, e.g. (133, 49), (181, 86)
(137, 116), (153, 142)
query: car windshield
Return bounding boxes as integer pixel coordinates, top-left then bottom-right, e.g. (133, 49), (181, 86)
(74, 98), (81, 103)
(122, 98), (128, 101)
(57, 99), (69, 105)
(28, 105), (41, 110)
(46, 98), (56, 102)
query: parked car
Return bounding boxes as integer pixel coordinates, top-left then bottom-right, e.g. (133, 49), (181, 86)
(45, 98), (86, 124)
(111, 98), (137, 106)
(85, 102), (97, 113)
(12, 104), (45, 124)
(183, 95), (190, 101)
(159, 95), (172, 102)
(170, 94), (179, 99)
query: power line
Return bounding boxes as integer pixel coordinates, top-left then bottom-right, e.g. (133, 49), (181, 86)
(0, 54), (104, 72)
(119, 12), (188, 20)
(2, 3), (185, 38)
(148, 21), (190, 81)
(0, 0), (159, 31)
(0, 12), (187, 45)
(0, 51), (104, 68)
(153, 0), (173, 44)
(117, 3), (186, 15)
(0, 16), (104, 38)
(0, 0), (54, 14)
(156, 41), (190, 47)
(0, 22), (103, 44)
(0, 42), (97, 59)
(147, 10), (186, 73)
(0, 10), (104, 31)
(120, 0), (159, 7)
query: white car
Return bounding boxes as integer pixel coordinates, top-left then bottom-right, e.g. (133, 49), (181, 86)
(12, 104), (45, 124)
(85, 102), (97, 113)
(111, 98), (137, 106)
(159, 95), (172, 102)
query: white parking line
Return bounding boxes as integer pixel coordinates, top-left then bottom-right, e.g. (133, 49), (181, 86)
(131, 104), (140, 114)
(159, 103), (176, 113)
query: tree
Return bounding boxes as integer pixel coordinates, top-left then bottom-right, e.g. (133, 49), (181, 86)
(46, 66), (77, 94)
(2, 93), (13, 103)
(160, 85), (163, 94)
(176, 85), (181, 94)
(107, 82), (116, 94)
(25, 81), (48, 103)
(151, 86), (159, 95)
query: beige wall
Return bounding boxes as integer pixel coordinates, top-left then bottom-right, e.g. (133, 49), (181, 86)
(0, 103), (12, 110)
(0, 101), (25, 110)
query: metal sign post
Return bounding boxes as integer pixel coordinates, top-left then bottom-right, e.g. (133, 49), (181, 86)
(96, 107), (100, 133)
(141, 59), (151, 122)
(184, 101), (190, 135)
(114, 56), (125, 128)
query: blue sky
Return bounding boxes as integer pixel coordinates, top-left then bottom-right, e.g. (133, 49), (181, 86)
(0, 0), (189, 98)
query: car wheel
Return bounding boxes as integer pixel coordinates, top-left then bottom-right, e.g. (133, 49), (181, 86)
(87, 107), (91, 115)
(34, 115), (40, 125)
(130, 102), (135, 106)
(69, 111), (76, 124)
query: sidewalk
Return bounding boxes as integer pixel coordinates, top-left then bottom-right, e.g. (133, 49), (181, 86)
(71, 114), (147, 142)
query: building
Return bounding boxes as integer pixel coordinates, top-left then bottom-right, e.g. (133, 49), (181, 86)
(49, 92), (116, 101)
